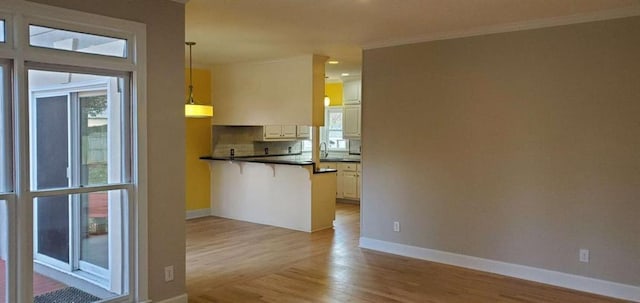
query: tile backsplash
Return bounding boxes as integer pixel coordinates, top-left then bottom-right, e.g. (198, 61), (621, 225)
(212, 126), (305, 157)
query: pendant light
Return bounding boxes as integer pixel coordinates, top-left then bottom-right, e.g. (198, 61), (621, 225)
(184, 41), (213, 118)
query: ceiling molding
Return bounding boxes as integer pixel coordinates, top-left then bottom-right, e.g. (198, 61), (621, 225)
(363, 5), (640, 50)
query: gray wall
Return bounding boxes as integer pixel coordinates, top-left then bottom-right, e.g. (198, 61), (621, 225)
(28, 0), (187, 301)
(362, 16), (640, 286)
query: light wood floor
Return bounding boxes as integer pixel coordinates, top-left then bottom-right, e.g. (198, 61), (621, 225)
(186, 203), (629, 303)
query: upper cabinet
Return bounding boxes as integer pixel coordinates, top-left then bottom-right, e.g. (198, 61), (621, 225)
(343, 105), (361, 138)
(212, 54), (328, 126)
(262, 125), (297, 141)
(343, 79), (361, 105)
(297, 125), (311, 139)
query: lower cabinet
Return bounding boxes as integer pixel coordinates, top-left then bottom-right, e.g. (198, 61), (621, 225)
(318, 162), (361, 200)
(339, 163), (359, 200)
(342, 172), (358, 199)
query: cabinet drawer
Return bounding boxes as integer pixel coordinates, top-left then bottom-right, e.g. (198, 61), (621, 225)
(318, 162), (337, 170)
(338, 163), (357, 172)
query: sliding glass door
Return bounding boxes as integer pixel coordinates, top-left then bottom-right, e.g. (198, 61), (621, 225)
(29, 69), (130, 297)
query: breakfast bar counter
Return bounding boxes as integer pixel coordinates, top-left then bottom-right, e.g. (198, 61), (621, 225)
(202, 157), (337, 232)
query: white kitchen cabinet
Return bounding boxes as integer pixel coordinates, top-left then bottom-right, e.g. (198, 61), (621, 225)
(262, 125), (297, 140)
(297, 125), (311, 138)
(337, 163), (360, 200)
(342, 172), (358, 199)
(343, 79), (361, 104)
(319, 162), (361, 200)
(343, 105), (361, 138)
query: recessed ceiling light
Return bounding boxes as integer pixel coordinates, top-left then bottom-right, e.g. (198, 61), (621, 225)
(341, 73), (350, 77)
(328, 60), (340, 65)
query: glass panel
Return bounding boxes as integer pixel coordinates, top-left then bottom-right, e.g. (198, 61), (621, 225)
(0, 64), (9, 193)
(80, 191), (108, 270)
(0, 20), (5, 43)
(34, 190), (126, 301)
(328, 130), (346, 149)
(0, 200), (7, 303)
(33, 94), (69, 191)
(328, 111), (343, 130)
(29, 70), (125, 189)
(35, 195), (69, 264)
(29, 25), (127, 58)
(80, 91), (108, 187)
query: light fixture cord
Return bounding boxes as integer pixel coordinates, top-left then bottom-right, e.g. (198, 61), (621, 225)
(187, 42), (195, 104)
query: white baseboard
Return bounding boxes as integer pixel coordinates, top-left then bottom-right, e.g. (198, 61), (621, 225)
(359, 237), (640, 302)
(186, 208), (211, 220)
(153, 293), (188, 303)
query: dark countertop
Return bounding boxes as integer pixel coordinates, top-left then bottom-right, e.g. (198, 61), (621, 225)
(320, 158), (361, 163)
(200, 156), (337, 174)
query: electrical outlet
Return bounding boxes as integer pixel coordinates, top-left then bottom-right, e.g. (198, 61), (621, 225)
(579, 249), (590, 263)
(164, 265), (174, 282)
(393, 221), (400, 232)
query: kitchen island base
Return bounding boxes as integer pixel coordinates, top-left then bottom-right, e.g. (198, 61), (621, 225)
(209, 160), (337, 232)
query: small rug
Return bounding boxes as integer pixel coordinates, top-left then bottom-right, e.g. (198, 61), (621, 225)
(34, 286), (101, 303)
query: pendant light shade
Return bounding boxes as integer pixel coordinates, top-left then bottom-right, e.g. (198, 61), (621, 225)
(185, 41), (213, 118)
(185, 103), (214, 117)
(324, 95), (331, 107)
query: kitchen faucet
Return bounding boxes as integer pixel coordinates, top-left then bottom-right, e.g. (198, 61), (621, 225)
(319, 142), (328, 159)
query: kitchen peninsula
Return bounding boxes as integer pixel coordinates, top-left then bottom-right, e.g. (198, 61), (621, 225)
(202, 155), (336, 232)
(204, 54), (335, 232)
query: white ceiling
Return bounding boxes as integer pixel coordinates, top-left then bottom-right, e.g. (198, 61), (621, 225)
(185, 0), (640, 81)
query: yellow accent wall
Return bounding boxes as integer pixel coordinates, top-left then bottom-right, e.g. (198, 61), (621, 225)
(185, 68), (212, 211)
(325, 82), (343, 106)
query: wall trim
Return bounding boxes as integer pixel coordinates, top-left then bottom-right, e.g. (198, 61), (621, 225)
(153, 293), (188, 303)
(186, 208), (211, 220)
(362, 6), (640, 50)
(359, 237), (640, 302)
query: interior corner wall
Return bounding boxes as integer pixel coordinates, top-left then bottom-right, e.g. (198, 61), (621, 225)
(26, 0), (187, 301)
(185, 68), (211, 212)
(361, 16), (640, 287)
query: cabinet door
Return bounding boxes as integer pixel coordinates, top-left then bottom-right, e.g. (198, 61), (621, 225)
(343, 172), (358, 199)
(343, 105), (361, 138)
(297, 125), (310, 138)
(343, 79), (361, 104)
(282, 125), (297, 138)
(264, 125), (283, 138)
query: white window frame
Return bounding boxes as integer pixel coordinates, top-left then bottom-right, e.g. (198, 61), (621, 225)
(322, 106), (348, 152)
(0, 12), (13, 51)
(0, 58), (16, 303)
(0, 1), (148, 302)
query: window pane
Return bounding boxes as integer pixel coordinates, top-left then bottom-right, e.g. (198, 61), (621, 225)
(81, 91), (109, 186)
(29, 70), (126, 190)
(0, 200), (7, 303)
(29, 25), (127, 58)
(0, 20), (5, 43)
(328, 111), (342, 130)
(34, 190), (127, 301)
(0, 65), (9, 193)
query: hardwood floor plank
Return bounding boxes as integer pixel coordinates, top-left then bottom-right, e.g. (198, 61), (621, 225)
(186, 203), (631, 303)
